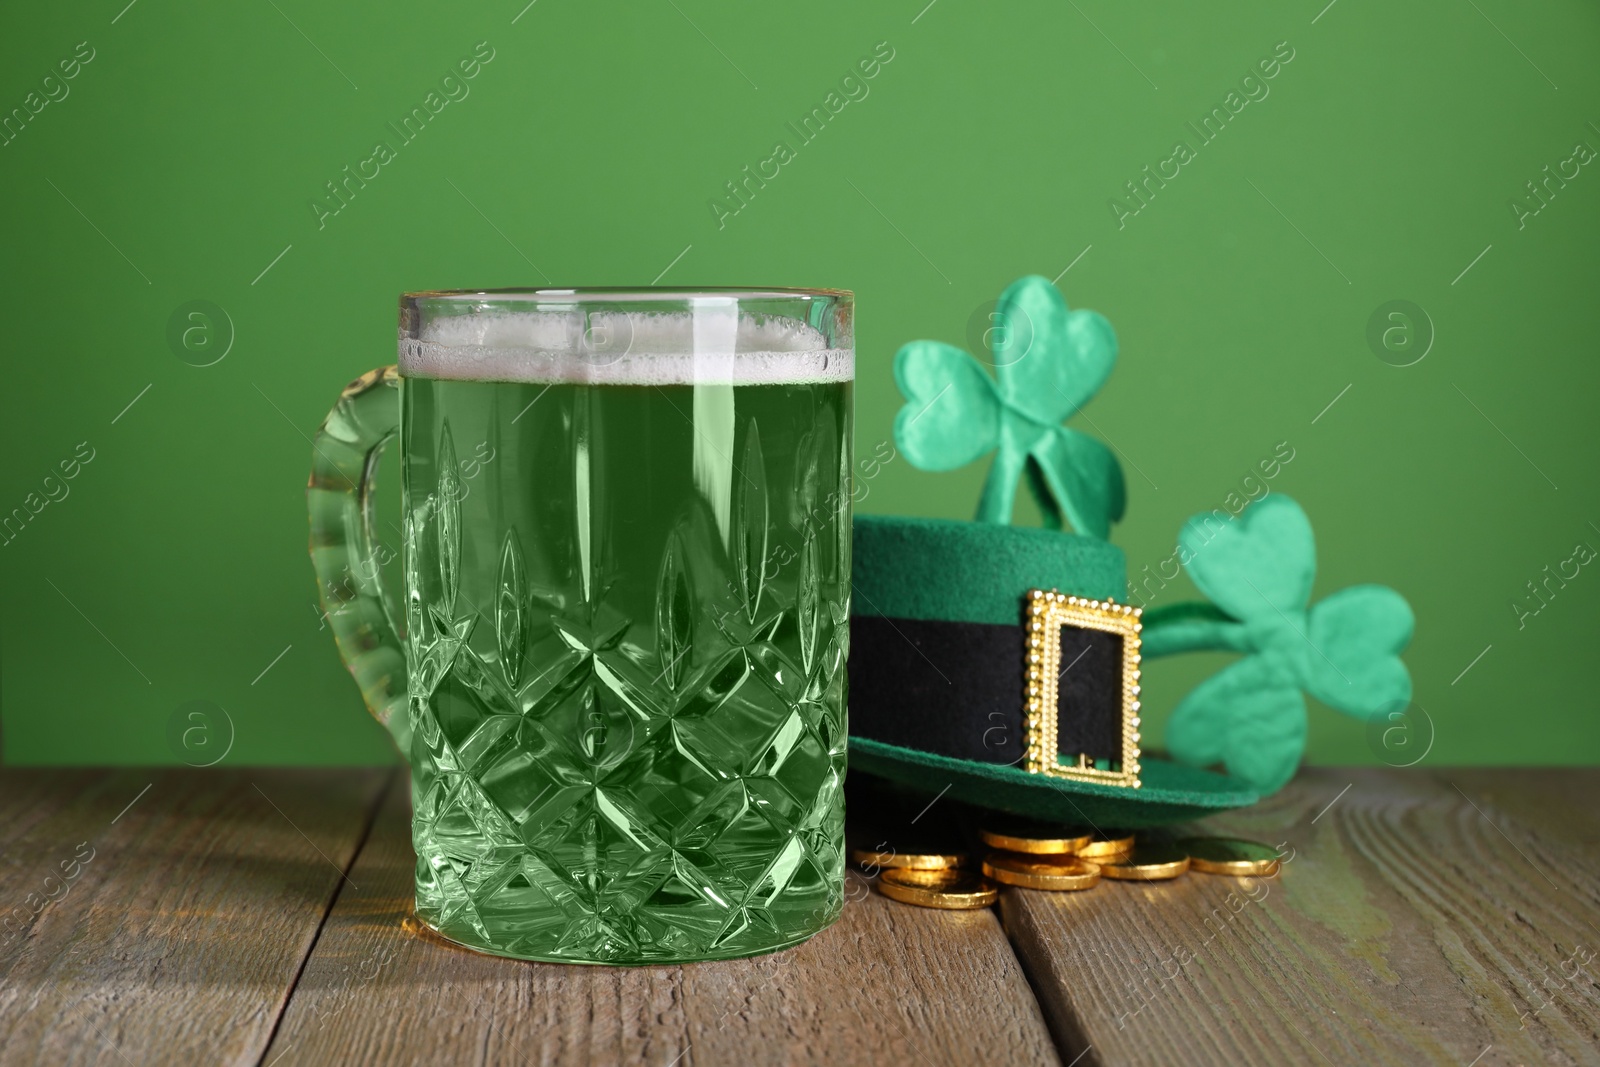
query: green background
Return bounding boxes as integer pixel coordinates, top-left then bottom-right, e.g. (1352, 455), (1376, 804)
(2, 0), (1597, 767)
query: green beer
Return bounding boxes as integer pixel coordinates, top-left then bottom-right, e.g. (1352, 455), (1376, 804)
(387, 294), (853, 962)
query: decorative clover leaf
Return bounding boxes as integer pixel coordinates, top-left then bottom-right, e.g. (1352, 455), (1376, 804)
(1141, 495), (1415, 794)
(892, 275), (1126, 539)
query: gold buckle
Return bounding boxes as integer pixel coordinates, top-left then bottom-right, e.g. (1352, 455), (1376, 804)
(1023, 589), (1143, 789)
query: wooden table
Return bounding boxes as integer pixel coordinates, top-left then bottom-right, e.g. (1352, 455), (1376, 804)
(0, 767), (1595, 1066)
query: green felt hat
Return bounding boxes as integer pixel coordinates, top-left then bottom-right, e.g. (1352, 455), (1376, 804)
(848, 275), (1415, 822)
(849, 514), (1259, 828)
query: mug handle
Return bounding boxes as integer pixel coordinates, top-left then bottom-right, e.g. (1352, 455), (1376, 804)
(305, 365), (410, 758)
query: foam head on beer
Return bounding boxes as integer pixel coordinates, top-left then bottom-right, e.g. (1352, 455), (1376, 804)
(401, 304), (853, 384)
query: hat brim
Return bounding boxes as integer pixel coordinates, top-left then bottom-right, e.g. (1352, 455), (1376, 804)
(849, 737), (1259, 828)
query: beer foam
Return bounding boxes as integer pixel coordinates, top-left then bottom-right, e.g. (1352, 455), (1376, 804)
(399, 309), (853, 384)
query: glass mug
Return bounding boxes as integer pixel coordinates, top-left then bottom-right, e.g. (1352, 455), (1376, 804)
(306, 288), (854, 964)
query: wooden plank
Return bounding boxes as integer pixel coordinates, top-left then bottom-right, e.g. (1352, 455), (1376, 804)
(0, 767), (390, 1067)
(1447, 768), (1600, 857)
(264, 780), (1062, 1066)
(1000, 766), (1600, 1067)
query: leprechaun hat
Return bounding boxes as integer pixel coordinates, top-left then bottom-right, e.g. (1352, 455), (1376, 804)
(847, 275), (1415, 826)
(848, 514), (1259, 827)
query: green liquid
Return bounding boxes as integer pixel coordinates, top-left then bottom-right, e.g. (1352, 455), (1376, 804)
(402, 375), (852, 963)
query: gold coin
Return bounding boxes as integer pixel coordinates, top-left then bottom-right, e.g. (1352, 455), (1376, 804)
(979, 819), (1091, 855)
(850, 845), (968, 871)
(877, 868), (999, 909)
(877, 866), (954, 886)
(981, 851), (1103, 891)
(1076, 832), (1136, 860)
(1177, 836), (1282, 877)
(1098, 843), (1191, 881)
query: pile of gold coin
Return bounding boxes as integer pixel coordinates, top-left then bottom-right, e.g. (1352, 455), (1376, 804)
(851, 820), (1281, 910)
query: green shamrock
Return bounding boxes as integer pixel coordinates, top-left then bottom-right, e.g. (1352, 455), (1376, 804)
(892, 275), (1125, 539)
(1141, 494), (1414, 793)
